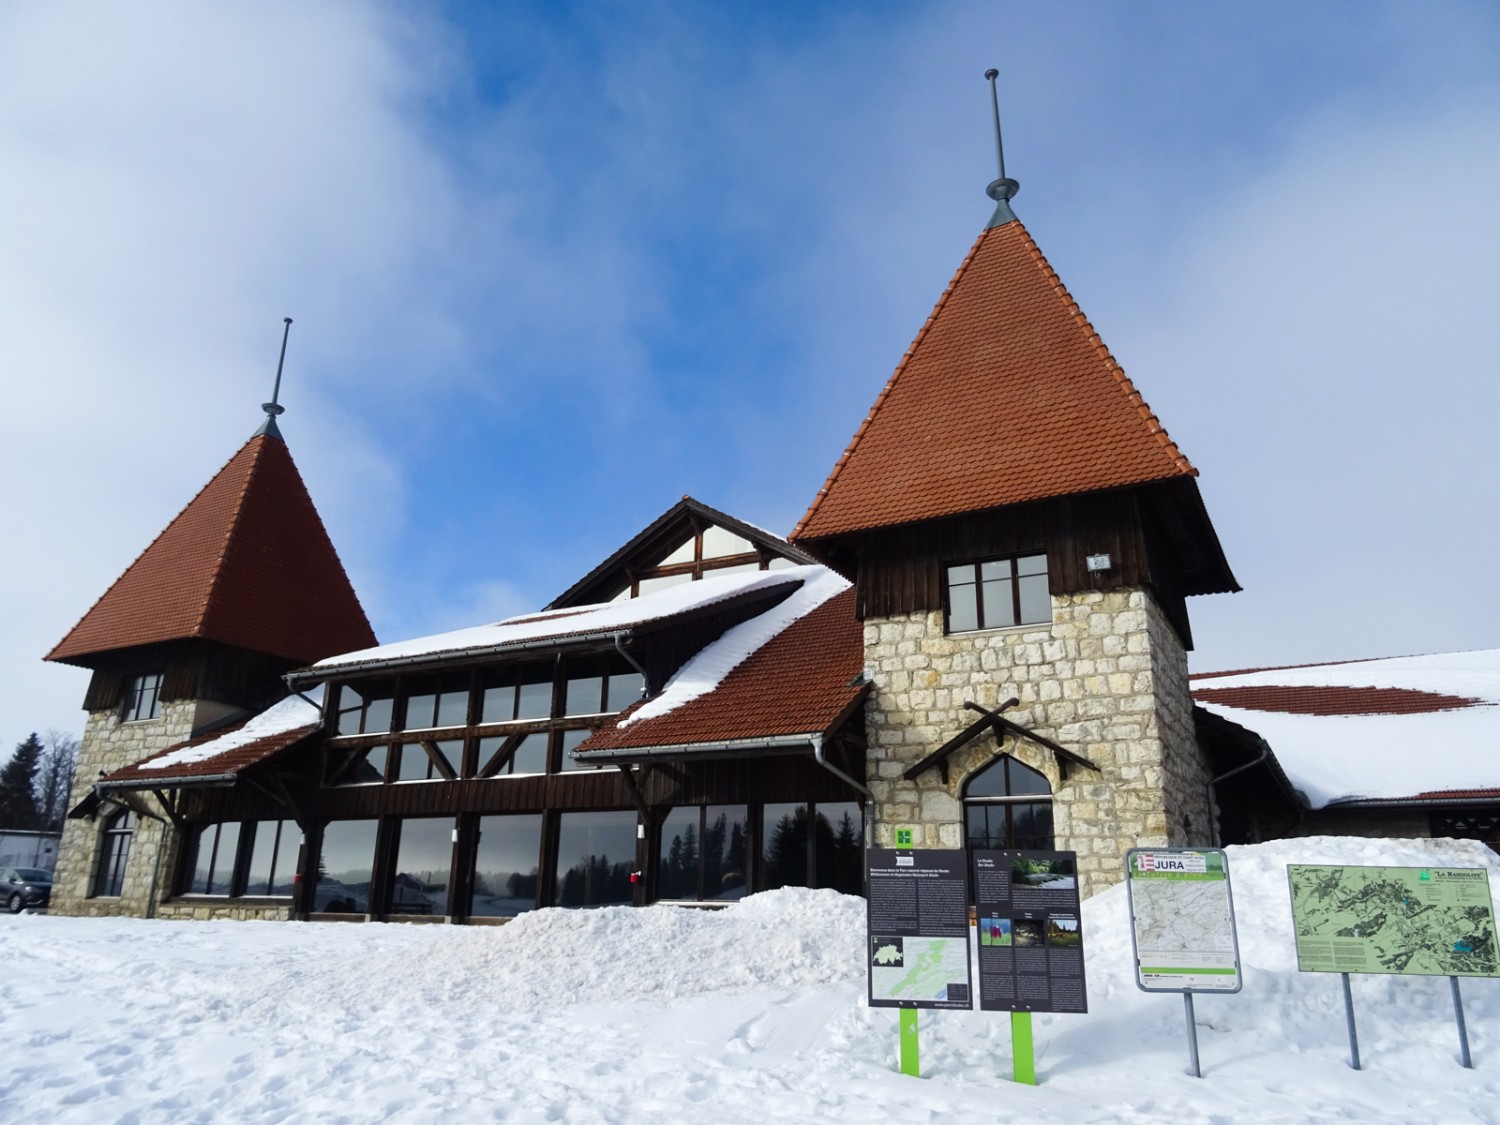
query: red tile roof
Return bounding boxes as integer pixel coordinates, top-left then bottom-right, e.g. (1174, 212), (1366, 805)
(1192, 684), (1489, 717)
(99, 720), (318, 788)
(576, 589), (864, 753)
(794, 220), (1196, 541)
(48, 432), (375, 666)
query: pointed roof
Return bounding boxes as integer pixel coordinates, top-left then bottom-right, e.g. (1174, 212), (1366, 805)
(793, 219), (1197, 542)
(48, 430), (376, 667)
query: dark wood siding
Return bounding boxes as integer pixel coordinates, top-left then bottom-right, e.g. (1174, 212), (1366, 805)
(82, 639), (294, 713)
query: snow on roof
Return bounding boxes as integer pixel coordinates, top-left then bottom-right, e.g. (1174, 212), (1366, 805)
(136, 686), (324, 773)
(310, 567), (814, 674)
(613, 567), (852, 731)
(1192, 650), (1500, 809)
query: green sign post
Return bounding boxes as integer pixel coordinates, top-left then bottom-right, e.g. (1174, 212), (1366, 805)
(1287, 864), (1499, 1069)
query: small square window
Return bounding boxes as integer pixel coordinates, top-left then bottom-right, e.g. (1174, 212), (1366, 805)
(945, 554), (1050, 633)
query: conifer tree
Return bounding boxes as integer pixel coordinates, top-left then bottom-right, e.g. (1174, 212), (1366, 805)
(0, 733), (43, 829)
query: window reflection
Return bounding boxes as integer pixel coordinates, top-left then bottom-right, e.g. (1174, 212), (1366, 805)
(762, 803), (809, 890)
(470, 815), (542, 918)
(814, 802), (863, 894)
(186, 821), (240, 895)
(314, 820), (378, 913)
(244, 820), (296, 896)
(555, 811), (637, 907)
(557, 729), (592, 772)
(659, 805), (748, 901)
(389, 818), (452, 916)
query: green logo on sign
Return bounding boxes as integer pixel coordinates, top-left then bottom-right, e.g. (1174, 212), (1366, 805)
(894, 826), (915, 849)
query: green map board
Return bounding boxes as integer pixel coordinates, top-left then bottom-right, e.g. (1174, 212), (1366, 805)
(1287, 864), (1500, 977)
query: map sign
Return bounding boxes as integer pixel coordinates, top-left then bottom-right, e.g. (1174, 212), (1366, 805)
(972, 849), (1087, 1013)
(867, 849), (972, 1010)
(1287, 864), (1500, 978)
(1124, 848), (1242, 993)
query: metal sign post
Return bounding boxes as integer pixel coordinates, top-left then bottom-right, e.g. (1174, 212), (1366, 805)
(1451, 977), (1472, 1069)
(1340, 972), (1361, 1070)
(1182, 993), (1201, 1078)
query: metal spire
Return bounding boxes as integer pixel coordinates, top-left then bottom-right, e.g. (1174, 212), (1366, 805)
(983, 68), (1020, 229)
(255, 317), (292, 439)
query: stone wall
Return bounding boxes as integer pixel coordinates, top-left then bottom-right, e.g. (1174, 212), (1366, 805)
(863, 587), (1212, 899)
(52, 699), (202, 918)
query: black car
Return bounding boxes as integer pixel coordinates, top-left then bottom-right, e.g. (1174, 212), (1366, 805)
(1, 867), (53, 913)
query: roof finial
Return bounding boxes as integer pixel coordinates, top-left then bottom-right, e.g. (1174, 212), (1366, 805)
(256, 317), (292, 439)
(983, 68), (1020, 229)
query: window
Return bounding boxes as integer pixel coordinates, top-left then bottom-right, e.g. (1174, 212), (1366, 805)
(388, 818), (453, 916)
(480, 666), (552, 724)
(469, 814), (543, 918)
(963, 755), (1054, 852)
(478, 733), (549, 777)
(402, 673), (470, 731)
(555, 811), (637, 907)
(393, 740), (460, 782)
(180, 820), (297, 898)
(760, 802), (863, 894)
(120, 673), (163, 723)
(334, 681), (394, 736)
(313, 820), (378, 913)
(946, 553), (1049, 633)
(93, 810), (135, 897)
(658, 805), (748, 901)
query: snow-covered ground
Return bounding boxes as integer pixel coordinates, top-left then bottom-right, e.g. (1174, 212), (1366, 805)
(3, 836), (1498, 1123)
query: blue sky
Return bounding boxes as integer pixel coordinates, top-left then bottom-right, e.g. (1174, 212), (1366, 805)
(2, 1), (1498, 746)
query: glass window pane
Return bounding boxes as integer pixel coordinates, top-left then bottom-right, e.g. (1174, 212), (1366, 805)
(396, 744), (431, 782)
(564, 676), (604, 716)
(336, 684), (364, 735)
(516, 678), (552, 720)
(481, 682), (515, 724)
(555, 811), (637, 907)
(245, 820), (296, 896)
(186, 825), (214, 894)
(557, 729), (591, 771)
(606, 672), (644, 713)
(471, 815), (542, 918)
(389, 818), (453, 916)
(979, 559), (1010, 581)
(1018, 573), (1050, 625)
(946, 564), (975, 586)
(948, 582), (979, 632)
(814, 803), (863, 894)
(658, 808), (700, 900)
(314, 820), (378, 914)
(981, 578), (1016, 628)
(206, 822), (240, 895)
(403, 691), (436, 730)
(761, 803), (809, 890)
(701, 526), (753, 558)
(354, 746), (387, 784)
(702, 806), (748, 901)
(508, 733), (549, 775)
(364, 695), (394, 734)
(1017, 553), (1047, 578)
(966, 805), (1000, 849)
(964, 757), (1008, 799)
(435, 677), (469, 727)
(432, 739), (462, 777)
(1005, 757), (1051, 797)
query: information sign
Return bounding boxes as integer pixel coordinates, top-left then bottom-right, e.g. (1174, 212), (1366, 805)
(1124, 848), (1242, 993)
(1287, 864), (1500, 977)
(866, 848), (972, 1010)
(973, 849), (1087, 1013)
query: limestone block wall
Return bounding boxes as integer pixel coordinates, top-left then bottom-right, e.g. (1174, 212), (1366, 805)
(863, 587), (1213, 899)
(52, 699), (200, 918)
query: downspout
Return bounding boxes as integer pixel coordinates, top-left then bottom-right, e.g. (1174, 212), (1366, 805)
(1205, 743), (1269, 847)
(812, 734), (872, 800)
(612, 631), (650, 697)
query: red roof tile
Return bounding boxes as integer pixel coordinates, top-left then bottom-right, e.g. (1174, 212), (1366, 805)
(48, 433), (375, 666)
(1191, 684), (1489, 717)
(794, 221), (1195, 541)
(99, 720), (318, 787)
(576, 589), (864, 752)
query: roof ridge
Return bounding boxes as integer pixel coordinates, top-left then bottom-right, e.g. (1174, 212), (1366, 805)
(194, 435), (268, 635)
(1016, 226), (1195, 478)
(45, 438), (258, 661)
(791, 226), (991, 540)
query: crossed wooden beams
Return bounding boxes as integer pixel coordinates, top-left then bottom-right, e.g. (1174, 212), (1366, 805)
(901, 698), (1100, 785)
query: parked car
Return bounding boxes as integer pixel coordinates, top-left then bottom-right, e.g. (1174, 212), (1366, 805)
(1, 867), (53, 913)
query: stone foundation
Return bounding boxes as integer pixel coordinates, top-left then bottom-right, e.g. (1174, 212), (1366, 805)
(863, 587), (1212, 898)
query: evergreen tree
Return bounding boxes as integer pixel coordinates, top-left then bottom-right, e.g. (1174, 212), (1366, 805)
(0, 734), (43, 829)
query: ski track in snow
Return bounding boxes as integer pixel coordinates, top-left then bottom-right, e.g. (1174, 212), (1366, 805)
(2, 841), (1499, 1123)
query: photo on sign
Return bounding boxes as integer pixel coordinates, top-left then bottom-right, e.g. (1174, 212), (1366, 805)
(1011, 856), (1077, 890)
(871, 936), (905, 967)
(980, 916), (1012, 947)
(1047, 916), (1081, 948)
(1013, 919), (1045, 948)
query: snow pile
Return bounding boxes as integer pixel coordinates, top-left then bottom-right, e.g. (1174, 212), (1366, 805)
(137, 686), (324, 771)
(618, 566), (851, 727)
(313, 567), (818, 671)
(3, 836), (1498, 1123)
(1194, 650), (1500, 806)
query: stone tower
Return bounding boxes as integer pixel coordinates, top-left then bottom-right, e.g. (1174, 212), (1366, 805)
(44, 412), (376, 916)
(790, 108), (1238, 898)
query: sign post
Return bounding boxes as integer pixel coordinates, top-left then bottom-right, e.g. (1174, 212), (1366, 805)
(866, 842), (971, 1079)
(1124, 848), (1242, 1078)
(1287, 864), (1499, 1069)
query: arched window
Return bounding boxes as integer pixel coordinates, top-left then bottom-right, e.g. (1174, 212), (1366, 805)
(93, 810), (136, 897)
(962, 754), (1053, 851)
